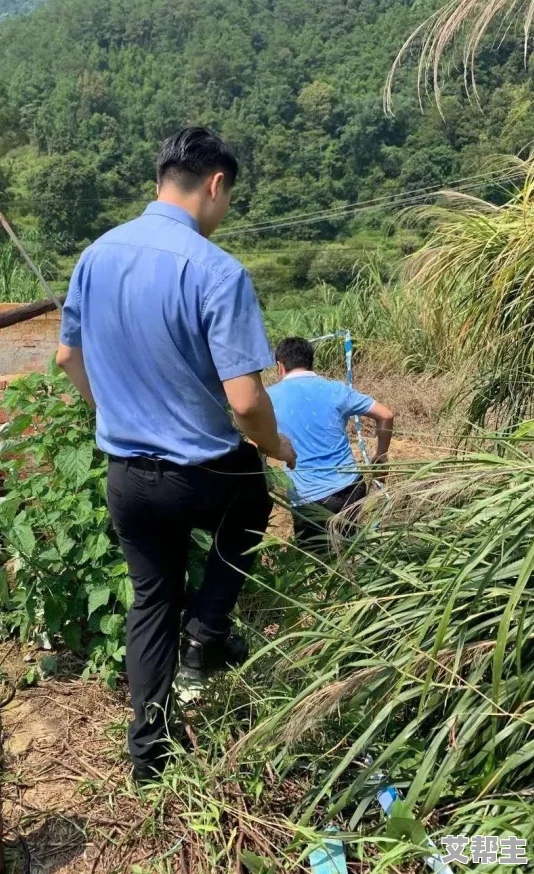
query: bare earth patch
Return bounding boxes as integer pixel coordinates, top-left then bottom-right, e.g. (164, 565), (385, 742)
(1, 645), (133, 873)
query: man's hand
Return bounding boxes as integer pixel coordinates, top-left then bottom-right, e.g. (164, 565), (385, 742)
(224, 372), (298, 467)
(364, 401), (394, 480)
(371, 452), (389, 482)
(261, 433), (297, 469)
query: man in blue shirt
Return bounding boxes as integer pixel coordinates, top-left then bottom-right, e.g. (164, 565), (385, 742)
(56, 128), (296, 782)
(267, 337), (393, 548)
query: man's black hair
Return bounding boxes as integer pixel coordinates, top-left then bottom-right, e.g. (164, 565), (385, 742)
(157, 127), (239, 190)
(275, 337), (315, 373)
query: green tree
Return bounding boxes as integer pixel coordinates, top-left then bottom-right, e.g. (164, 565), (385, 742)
(297, 81), (335, 129)
(0, 0), (531, 241)
(400, 145), (457, 192)
(0, 163), (11, 208)
(33, 152), (101, 249)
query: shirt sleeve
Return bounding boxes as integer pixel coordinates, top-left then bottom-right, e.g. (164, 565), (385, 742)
(202, 267), (274, 381)
(340, 383), (375, 419)
(59, 258), (83, 348)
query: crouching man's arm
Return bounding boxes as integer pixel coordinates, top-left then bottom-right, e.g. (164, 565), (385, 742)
(363, 401), (394, 478)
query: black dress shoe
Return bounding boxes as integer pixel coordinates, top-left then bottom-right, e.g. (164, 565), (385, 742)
(171, 720), (194, 752)
(132, 723), (193, 785)
(179, 633), (249, 682)
(132, 758), (166, 786)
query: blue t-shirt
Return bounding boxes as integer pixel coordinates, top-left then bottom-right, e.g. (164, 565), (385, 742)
(267, 372), (374, 505)
(60, 202), (274, 465)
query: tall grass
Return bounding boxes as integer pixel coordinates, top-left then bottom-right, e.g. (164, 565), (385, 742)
(385, 0), (534, 114)
(129, 428), (534, 871)
(0, 239), (55, 302)
(266, 260), (462, 376)
(406, 163), (534, 428)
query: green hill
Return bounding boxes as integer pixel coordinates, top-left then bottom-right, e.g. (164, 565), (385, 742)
(0, 0), (533, 248)
(0, 0), (44, 20)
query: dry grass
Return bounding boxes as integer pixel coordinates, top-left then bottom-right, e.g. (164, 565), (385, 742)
(1, 642), (389, 874)
(384, 0), (534, 115)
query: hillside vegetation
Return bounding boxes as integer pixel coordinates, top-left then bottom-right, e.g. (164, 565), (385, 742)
(0, 0), (43, 20)
(1, 0), (534, 246)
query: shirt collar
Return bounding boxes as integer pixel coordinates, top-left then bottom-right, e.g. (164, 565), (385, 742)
(283, 370), (317, 380)
(143, 201), (199, 233)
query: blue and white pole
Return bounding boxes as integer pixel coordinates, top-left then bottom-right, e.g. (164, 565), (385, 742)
(343, 330), (389, 498)
(308, 329), (389, 497)
(344, 330), (371, 467)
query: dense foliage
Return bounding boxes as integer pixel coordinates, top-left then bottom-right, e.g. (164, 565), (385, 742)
(1, 0), (534, 250)
(0, 371), (131, 684)
(406, 167), (534, 428)
(0, 0), (43, 21)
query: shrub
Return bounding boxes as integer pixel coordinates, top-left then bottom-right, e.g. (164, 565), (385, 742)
(0, 370), (130, 684)
(307, 248), (357, 291)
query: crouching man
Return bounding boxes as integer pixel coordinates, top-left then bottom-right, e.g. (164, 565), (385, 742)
(267, 337), (393, 549)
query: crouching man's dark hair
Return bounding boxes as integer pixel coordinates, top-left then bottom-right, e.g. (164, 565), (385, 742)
(275, 337), (315, 373)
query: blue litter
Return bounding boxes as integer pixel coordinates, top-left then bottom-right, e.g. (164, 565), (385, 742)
(308, 828), (348, 874)
(365, 756), (454, 874)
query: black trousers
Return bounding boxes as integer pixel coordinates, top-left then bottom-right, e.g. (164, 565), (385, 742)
(106, 442), (272, 766)
(292, 477), (367, 551)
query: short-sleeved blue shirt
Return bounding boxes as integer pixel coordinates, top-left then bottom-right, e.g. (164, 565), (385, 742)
(60, 202), (274, 465)
(267, 372), (375, 505)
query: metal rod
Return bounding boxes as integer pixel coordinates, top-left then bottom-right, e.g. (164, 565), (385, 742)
(0, 210), (63, 312)
(310, 328), (390, 498)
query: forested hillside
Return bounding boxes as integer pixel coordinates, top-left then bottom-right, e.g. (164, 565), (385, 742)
(0, 0), (44, 21)
(1, 0), (534, 254)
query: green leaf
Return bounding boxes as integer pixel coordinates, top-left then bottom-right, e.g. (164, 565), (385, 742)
(109, 575), (134, 610)
(109, 560), (128, 577)
(112, 645), (126, 663)
(23, 667), (38, 687)
(44, 597), (66, 633)
(87, 585), (111, 616)
(62, 622), (82, 651)
(82, 531), (110, 563)
(56, 529), (76, 556)
(3, 413), (33, 437)
(386, 800), (428, 846)
(39, 654), (59, 677)
(11, 516), (36, 557)
(240, 851), (276, 874)
(0, 568), (9, 604)
(55, 443), (94, 490)
(39, 546), (61, 563)
(99, 613), (124, 638)
(0, 496), (22, 527)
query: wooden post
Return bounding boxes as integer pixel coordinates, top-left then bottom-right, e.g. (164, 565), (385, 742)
(0, 210), (63, 312)
(0, 295), (67, 330)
